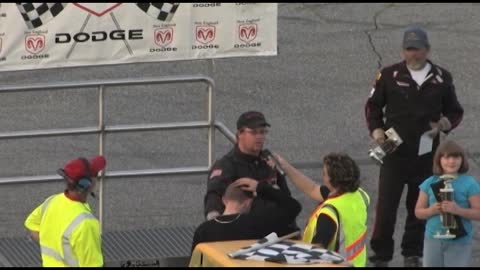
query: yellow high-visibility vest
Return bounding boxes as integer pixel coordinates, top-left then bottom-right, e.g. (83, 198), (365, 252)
(303, 188), (370, 267)
(25, 192), (103, 267)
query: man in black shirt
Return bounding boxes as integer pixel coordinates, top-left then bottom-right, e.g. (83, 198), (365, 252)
(203, 111), (295, 231)
(364, 27), (464, 267)
(192, 178), (301, 252)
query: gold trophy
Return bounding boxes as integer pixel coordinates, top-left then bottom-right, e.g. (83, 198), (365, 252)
(433, 174), (456, 239)
(368, 128), (403, 165)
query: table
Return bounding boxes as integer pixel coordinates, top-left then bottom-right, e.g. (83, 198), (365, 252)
(189, 240), (350, 267)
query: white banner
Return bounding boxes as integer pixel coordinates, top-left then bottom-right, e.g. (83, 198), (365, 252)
(0, 3), (277, 72)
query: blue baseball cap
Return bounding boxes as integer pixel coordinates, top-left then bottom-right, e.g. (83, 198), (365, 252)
(403, 26), (429, 49)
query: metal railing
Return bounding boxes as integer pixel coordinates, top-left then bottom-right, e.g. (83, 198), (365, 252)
(0, 75), (236, 230)
(0, 74), (378, 233)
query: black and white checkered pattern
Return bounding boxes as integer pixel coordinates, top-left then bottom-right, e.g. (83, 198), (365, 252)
(235, 241), (347, 265)
(228, 232), (279, 258)
(135, 3), (179, 22)
(16, 3), (68, 29)
(229, 233), (348, 265)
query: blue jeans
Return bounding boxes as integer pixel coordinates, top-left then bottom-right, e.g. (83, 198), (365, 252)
(423, 237), (472, 267)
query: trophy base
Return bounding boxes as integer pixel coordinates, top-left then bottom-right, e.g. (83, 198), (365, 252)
(433, 232), (456, 239)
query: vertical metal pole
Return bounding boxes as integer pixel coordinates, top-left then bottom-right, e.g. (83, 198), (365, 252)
(98, 85), (105, 232)
(207, 59), (216, 168)
(208, 59), (216, 77)
(208, 84), (214, 168)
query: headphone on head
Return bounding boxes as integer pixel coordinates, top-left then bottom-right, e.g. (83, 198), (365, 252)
(58, 157), (92, 193)
(76, 158), (92, 192)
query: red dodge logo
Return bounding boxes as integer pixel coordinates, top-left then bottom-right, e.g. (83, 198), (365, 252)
(25, 34), (45, 54)
(196, 26), (215, 44)
(154, 27), (174, 47)
(239, 24), (257, 43)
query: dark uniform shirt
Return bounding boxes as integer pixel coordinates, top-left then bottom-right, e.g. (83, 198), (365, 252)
(365, 60), (464, 156)
(204, 144), (293, 222)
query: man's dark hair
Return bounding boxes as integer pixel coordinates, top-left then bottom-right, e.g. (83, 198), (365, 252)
(223, 182), (254, 203)
(323, 152), (360, 194)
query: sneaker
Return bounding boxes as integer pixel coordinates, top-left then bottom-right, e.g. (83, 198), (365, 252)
(404, 256), (421, 267)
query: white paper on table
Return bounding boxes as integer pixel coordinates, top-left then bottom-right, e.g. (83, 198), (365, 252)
(418, 132), (433, 156)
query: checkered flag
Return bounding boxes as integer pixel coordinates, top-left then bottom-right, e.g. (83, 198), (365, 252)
(229, 232), (281, 258)
(229, 232), (349, 265)
(16, 3), (68, 29)
(135, 3), (179, 22)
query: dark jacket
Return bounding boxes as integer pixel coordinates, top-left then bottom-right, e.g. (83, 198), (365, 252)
(365, 60), (464, 156)
(204, 144), (292, 216)
(193, 181), (301, 252)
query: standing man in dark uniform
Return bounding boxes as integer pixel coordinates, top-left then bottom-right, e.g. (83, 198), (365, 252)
(364, 27), (464, 267)
(203, 111), (298, 236)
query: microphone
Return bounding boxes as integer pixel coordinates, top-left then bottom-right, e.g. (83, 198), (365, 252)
(261, 149), (286, 177)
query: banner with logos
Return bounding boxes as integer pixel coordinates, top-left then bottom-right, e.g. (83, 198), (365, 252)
(0, 3), (277, 72)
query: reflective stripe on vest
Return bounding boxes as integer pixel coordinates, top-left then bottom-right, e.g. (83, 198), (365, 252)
(40, 210), (96, 266)
(338, 189), (369, 262)
(358, 188), (370, 208)
(40, 245), (65, 263)
(41, 196), (55, 217)
(345, 230), (366, 261)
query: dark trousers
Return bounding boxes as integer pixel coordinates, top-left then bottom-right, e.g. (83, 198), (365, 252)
(370, 153), (433, 261)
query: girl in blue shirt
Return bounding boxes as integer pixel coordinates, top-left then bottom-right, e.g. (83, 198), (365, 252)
(415, 140), (480, 267)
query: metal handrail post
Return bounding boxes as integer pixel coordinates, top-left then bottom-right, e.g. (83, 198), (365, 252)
(214, 121), (236, 144)
(98, 85), (105, 231)
(207, 59), (216, 169)
(206, 66), (215, 168)
(207, 84), (214, 168)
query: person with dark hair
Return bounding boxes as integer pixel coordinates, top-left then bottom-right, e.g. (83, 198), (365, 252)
(364, 26), (464, 267)
(203, 111), (298, 235)
(275, 152), (370, 267)
(192, 177), (301, 252)
(24, 156), (106, 267)
(415, 140), (480, 267)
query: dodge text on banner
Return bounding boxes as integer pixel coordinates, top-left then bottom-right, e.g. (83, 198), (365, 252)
(0, 3), (277, 71)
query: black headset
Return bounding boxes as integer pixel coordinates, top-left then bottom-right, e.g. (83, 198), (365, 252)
(58, 157), (92, 193)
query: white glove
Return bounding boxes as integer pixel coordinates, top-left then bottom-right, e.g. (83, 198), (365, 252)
(427, 117), (452, 139)
(430, 117), (452, 132)
(425, 127), (440, 139)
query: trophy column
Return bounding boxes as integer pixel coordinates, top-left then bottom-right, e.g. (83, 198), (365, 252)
(434, 174), (456, 239)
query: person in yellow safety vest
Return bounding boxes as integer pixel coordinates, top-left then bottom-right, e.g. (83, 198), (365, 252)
(24, 156), (106, 267)
(275, 152), (370, 267)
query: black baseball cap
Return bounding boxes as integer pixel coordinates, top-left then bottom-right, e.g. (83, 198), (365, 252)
(236, 111), (271, 130)
(403, 26), (429, 49)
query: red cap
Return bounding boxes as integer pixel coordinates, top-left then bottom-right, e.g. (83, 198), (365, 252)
(63, 156), (106, 182)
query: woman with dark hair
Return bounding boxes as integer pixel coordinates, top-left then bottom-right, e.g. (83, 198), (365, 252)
(275, 152), (370, 267)
(415, 140), (480, 267)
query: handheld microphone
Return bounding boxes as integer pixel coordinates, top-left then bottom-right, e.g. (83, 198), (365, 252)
(261, 149), (286, 177)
